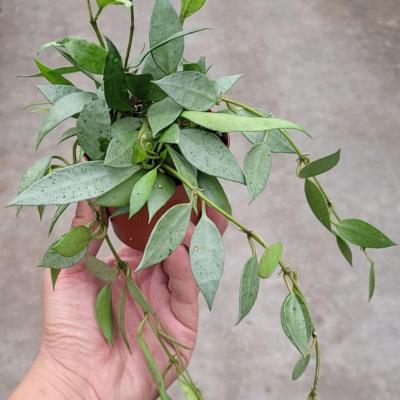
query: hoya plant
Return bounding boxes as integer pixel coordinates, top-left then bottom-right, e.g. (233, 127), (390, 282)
(8, 0), (395, 398)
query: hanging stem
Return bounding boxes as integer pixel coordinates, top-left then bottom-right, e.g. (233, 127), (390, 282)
(86, 0), (106, 48)
(124, 2), (135, 69)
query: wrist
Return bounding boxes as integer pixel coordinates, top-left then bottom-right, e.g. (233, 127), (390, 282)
(10, 347), (98, 400)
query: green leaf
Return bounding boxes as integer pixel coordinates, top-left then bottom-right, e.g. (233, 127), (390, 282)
(258, 242), (283, 279)
(36, 92), (94, 148)
(118, 285), (132, 352)
(126, 277), (155, 314)
(53, 226), (92, 257)
(48, 204), (69, 235)
(58, 127), (77, 144)
(129, 169), (158, 217)
(159, 123), (180, 144)
(281, 293), (313, 358)
(148, 97), (183, 137)
(153, 72), (218, 111)
(132, 28), (209, 69)
(336, 219), (396, 249)
(77, 93), (112, 160)
(97, 0), (132, 9)
(190, 211), (224, 310)
(137, 203), (192, 270)
(86, 255), (118, 282)
(111, 117), (142, 137)
(141, 57), (168, 101)
(63, 37), (107, 74)
(181, 111), (306, 133)
(369, 261), (376, 301)
(9, 161), (139, 206)
(180, 0), (206, 23)
(214, 74), (242, 94)
(40, 241), (87, 269)
(243, 143), (272, 202)
(104, 130), (138, 167)
(34, 59), (73, 86)
(237, 256), (260, 324)
(95, 170), (144, 207)
(179, 377), (202, 400)
(37, 85), (82, 104)
(197, 172), (232, 215)
(336, 236), (353, 266)
(267, 129), (296, 153)
(126, 73), (153, 99)
(132, 141), (148, 164)
(104, 37), (131, 112)
(20, 66), (79, 79)
(179, 128), (244, 183)
(50, 268), (61, 289)
(298, 150), (341, 179)
(150, 0), (183, 74)
(182, 56), (207, 74)
(304, 179), (331, 231)
(167, 145), (197, 187)
(96, 285), (114, 345)
(148, 173), (176, 221)
(292, 354), (311, 381)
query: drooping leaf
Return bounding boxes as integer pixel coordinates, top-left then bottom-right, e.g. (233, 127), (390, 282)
(39, 241), (87, 269)
(369, 261), (376, 301)
(298, 150), (341, 179)
(36, 92), (94, 148)
(179, 128), (244, 183)
(53, 226), (92, 257)
(336, 236), (353, 266)
(97, 0), (132, 9)
(181, 111), (306, 133)
(336, 219), (396, 249)
(126, 73), (153, 99)
(58, 127), (77, 144)
(96, 285), (114, 345)
(237, 256), (260, 324)
(50, 268), (61, 289)
(267, 129), (296, 153)
(104, 37), (131, 112)
(281, 293), (313, 359)
(292, 355), (311, 381)
(95, 170), (144, 207)
(167, 145), (197, 187)
(86, 255), (118, 281)
(37, 85), (83, 104)
(258, 242), (282, 279)
(147, 97), (183, 137)
(34, 59), (73, 86)
(304, 179), (331, 231)
(137, 203), (192, 270)
(148, 173), (176, 220)
(9, 161), (139, 206)
(159, 123), (180, 144)
(243, 143), (272, 202)
(149, 0), (184, 74)
(77, 93), (112, 160)
(118, 285), (132, 352)
(48, 204), (69, 235)
(179, 377), (202, 400)
(21, 65), (78, 79)
(127, 277), (155, 314)
(129, 169), (158, 217)
(153, 72), (218, 111)
(190, 211), (224, 310)
(214, 74), (243, 94)
(197, 172), (232, 215)
(180, 0), (206, 23)
(104, 130), (138, 167)
(62, 37), (107, 74)
(111, 117), (142, 137)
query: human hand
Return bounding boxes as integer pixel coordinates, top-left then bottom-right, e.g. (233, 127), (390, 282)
(11, 202), (227, 400)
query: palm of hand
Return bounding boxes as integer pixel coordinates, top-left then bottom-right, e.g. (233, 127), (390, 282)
(41, 243), (198, 400)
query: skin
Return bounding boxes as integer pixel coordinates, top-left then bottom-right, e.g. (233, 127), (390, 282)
(10, 202), (227, 400)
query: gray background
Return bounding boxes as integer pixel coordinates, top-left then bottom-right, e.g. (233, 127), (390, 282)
(1, 0), (399, 398)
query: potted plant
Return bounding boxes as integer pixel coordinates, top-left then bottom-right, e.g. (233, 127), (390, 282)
(8, 0), (396, 398)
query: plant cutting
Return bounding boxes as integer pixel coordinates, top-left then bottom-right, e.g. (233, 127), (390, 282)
(7, 0), (396, 399)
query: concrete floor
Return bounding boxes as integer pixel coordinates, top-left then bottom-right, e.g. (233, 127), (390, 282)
(1, 0), (399, 398)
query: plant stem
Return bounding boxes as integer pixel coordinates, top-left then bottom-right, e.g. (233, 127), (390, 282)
(51, 155), (70, 166)
(309, 333), (321, 399)
(86, 0), (106, 48)
(124, 2), (135, 69)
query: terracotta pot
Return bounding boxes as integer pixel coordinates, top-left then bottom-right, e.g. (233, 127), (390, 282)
(109, 185), (201, 251)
